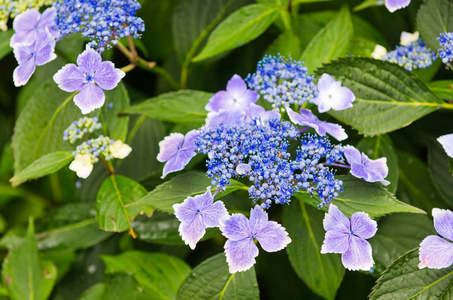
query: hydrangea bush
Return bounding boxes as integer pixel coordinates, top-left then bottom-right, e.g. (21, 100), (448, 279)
(1, 0), (453, 299)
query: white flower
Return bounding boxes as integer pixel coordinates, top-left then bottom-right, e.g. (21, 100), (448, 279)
(69, 154), (93, 179)
(371, 45), (387, 59)
(400, 31), (419, 46)
(109, 140), (132, 159)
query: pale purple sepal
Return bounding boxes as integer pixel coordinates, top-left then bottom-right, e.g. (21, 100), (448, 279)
(286, 107), (347, 141)
(311, 74), (355, 113)
(385, 0), (411, 13)
(205, 74), (259, 112)
(419, 235), (453, 269)
(11, 8), (59, 47)
(157, 130), (199, 178)
(220, 205), (291, 273)
(433, 208), (453, 241)
(320, 230), (349, 253)
(323, 204), (350, 233)
(244, 103), (281, 124)
(343, 145), (389, 185)
(205, 109), (245, 128)
(438, 134), (453, 158)
(173, 187), (228, 250)
(350, 212), (377, 239)
(53, 47), (125, 114)
(342, 235), (374, 271)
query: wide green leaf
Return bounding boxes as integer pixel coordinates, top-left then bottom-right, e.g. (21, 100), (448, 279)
(300, 6), (352, 73)
(193, 4), (279, 62)
(0, 30), (13, 61)
(177, 253), (259, 300)
(370, 249), (453, 299)
(265, 29), (301, 58)
(96, 175), (148, 236)
(417, 0), (453, 51)
(316, 58), (443, 136)
(10, 151), (73, 187)
(79, 273), (141, 300)
(283, 196), (344, 300)
(2, 220), (57, 300)
(121, 90), (211, 125)
(428, 141), (453, 207)
(428, 80), (453, 101)
(357, 135), (398, 193)
(102, 251), (191, 300)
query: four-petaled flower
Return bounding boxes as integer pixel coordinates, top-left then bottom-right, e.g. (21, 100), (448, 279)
(53, 47), (125, 114)
(343, 146), (390, 185)
(321, 204), (377, 271)
(286, 107), (347, 141)
(69, 153), (93, 179)
(419, 208), (453, 269)
(220, 205), (291, 273)
(109, 140), (132, 159)
(173, 187), (229, 249)
(438, 134), (453, 158)
(385, 0), (411, 13)
(157, 130), (199, 178)
(311, 73), (355, 113)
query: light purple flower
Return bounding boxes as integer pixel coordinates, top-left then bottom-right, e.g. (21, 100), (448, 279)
(157, 130), (199, 178)
(419, 208), (453, 269)
(343, 145), (390, 185)
(385, 0), (411, 13)
(205, 74), (259, 112)
(321, 204), (377, 271)
(13, 37), (56, 87)
(438, 134), (453, 158)
(220, 205), (291, 273)
(244, 103), (281, 124)
(311, 74), (355, 113)
(286, 107), (347, 141)
(10, 8), (59, 47)
(205, 109), (245, 128)
(173, 187), (229, 250)
(53, 47), (125, 114)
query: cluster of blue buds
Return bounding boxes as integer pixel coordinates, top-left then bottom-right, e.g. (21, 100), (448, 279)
(63, 117), (102, 143)
(73, 136), (115, 161)
(53, 0), (145, 51)
(438, 32), (453, 67)
(381, 39), (436, 71)
(245, 54), (318, 108)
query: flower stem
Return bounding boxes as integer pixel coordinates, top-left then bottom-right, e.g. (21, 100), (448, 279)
(329, 162), (351, 169)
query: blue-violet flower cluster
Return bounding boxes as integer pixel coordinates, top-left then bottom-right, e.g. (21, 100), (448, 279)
(438, 32), (453, 67)
(381, 39), (436, 71)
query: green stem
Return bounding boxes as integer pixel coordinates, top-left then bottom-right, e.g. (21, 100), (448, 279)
(126, 115), (146, 145)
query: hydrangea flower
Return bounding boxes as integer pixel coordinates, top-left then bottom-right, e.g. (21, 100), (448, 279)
(400, 31), (419, 46)
(311, 74), (355, 113)
(381, 39), (436, 71)
(0, 0), (54, 31)
(343, 146), (390, 185)
(220, 205), (291, 273)
(205, 75), (259, 112)
(63, 117), (102, 144)
(371, 45), (387, 60)
(53, 47), (125, 114)
(109, 141), (132, 159)
(205, 109), (246, 128)
(438, 134), (453, 158)
(321, 204), (377, 271)
(157, 130), (199, 178)
(173, 187), (228, 249)
(419, 208), (453, 269)
(438, 32), (453, 66)
(244, 103), (280, 124)
(286, 107), (347, 141)
(13, 36), (56, 86)
(69, 153), (94, 179)
(385, 0), (411, 13)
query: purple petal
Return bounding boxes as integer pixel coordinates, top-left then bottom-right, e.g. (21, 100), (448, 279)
(10, 31), (36, 46)
(330, 86), (355, 111)
(287, 107), (319, 131)
(13, 43), (33, 65)
(245, 103), (280, 123)
(350, 212), (377, 240)
(224, 238), (259, 273)
(255, 220), (291, 252)
(312, 74), (355, 113)
(226, 74), (247, 99)
(173, 196), (198, 223)
(220, 213), (251, 241)
(341, 236), (374, 271)
(205, 109), (245, 128)
(77, 48), (102, 74)
(321, 230), (350, 254)
(323, 204), (350, 233)
(12, 9), (40, 34)
(359, 155), (389, 183)
(317, 73), (337, 91)
(93, 61), (125, 90)
(202, 200), (229, 228)
(181, 130), (199, 152)
(161, 147), (196, 178)
(179, 215), (206, 250)
(438, 134), (453, 158)
(385, 0), (411, 13)
(343, 146), (362, 166)
(249, 205), (269, 233)
(316, 121), (348, 141)
(432, 208), (453, 241)
(13, 58), (36, 87)
(34, 39), (56, 66)
(205, 91), (233, 112)
(157, 133), (184, 163)
(53, 64), (85, 92)
(73, 82), (105, 114)
(419, 235), (453, 269)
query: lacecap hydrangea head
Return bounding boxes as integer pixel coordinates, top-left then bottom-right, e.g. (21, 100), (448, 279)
(438, 32), (453, 67)
(381, 39), (436, 71)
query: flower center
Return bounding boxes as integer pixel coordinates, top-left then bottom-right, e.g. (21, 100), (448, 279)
(84, 73), (95, 83)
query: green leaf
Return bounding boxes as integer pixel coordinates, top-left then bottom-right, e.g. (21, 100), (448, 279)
(428, 141), (453, 207)
(121, 90), (212, 126)
(193, 4), (279, 62)
(283, 196), (344, 300)
(300, 6), (352, 73)
(299, 175), (425, 218)
(450, 158), (453, 176)
(428, 80), (453, 101)
(102, 251), (191, 300)
(10, 151), (73, 187)
(370, 249), (453, 299)
(102, 83), (130, 141)
(370, 214), (436, 273)
(0, 30), (13, 61)
(417, 0), (453, 51)
(127, 171), (248, 213)
(177, 253), (259, 300)
(316, 58), (443, 136)
(357, 135), (398, 193)
(96, 175), (148, 235)
(79, 273), (141, 300)
(265, 29), (301, 58)
(2, 220), (57, 300)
